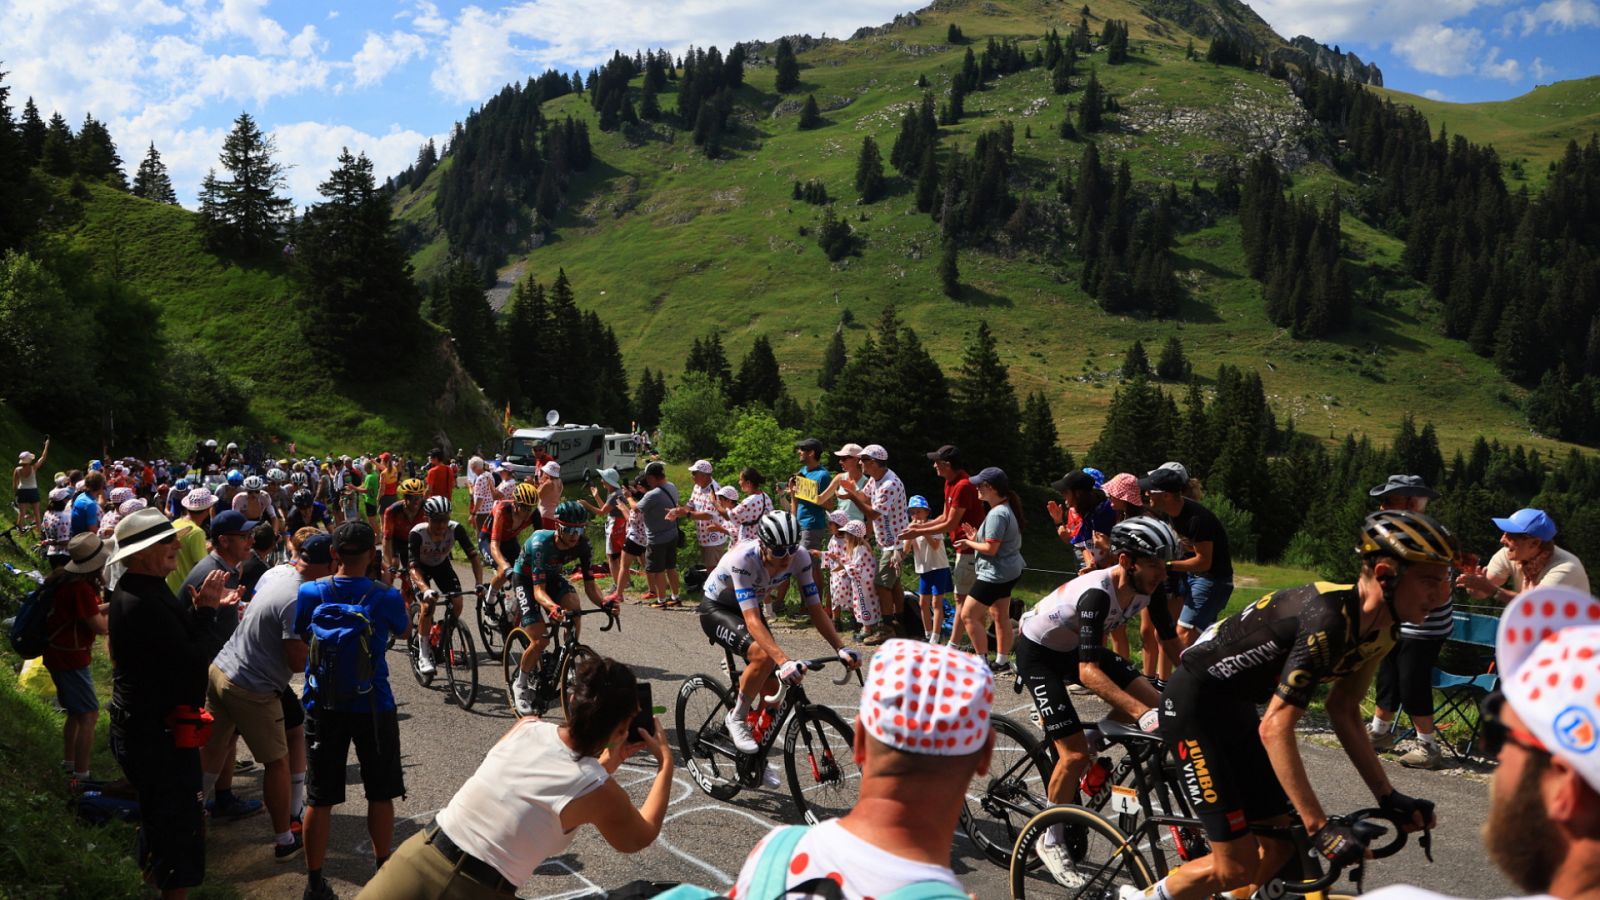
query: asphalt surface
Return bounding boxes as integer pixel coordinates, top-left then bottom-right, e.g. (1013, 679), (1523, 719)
(210, 566), (1516, 899)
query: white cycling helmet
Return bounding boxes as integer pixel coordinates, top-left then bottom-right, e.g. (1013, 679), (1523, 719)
(1110, 516), (1182, 561)
(242, 475), (265, 492)
(267, 468), (287, 483)
(423, 496), (451, 519)
(756, 510), (802, 551)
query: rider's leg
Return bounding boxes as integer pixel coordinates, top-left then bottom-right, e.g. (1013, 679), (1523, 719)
(1047, 732), (1093, 805)
(520, 622), (549, 674)
(1162, 833), (1265, 900)
(733, 642), (777, 719)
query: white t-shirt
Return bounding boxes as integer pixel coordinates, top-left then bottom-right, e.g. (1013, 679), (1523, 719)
(1365, 888), (1551, 900)
(907, 533), (950, 574)
(732, 819), (963, 900)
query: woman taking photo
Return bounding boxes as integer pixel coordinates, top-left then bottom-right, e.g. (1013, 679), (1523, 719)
(359, 655), (673, 899)
(953, 467), (1025, 674)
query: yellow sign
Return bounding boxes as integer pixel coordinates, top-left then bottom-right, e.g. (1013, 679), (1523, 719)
(792, 476), (819, 505)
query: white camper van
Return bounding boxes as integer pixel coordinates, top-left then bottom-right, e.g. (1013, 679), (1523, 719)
(502, 420), (641, 483)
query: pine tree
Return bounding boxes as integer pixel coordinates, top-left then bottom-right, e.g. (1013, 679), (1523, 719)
(854, 136), (887, 203)
(947, 24), (964, 43)
(819, 327), (847, 390)
(915, 144), (940, 214)
(41, 112), (73, 176)
(1077, 67), (1103, 133)
(208, 112), (292, 254)
(1122, 340), (1151, 379)
(19, 98), (44, 166)
(952, 321), (1023, 477)
(73, 114), (123, 187)
(939, 239), (960, 298)
(432, 255), (499, 388)
(501, 276), (548, 412)
(1088, 376), (1177, 476)
(1155, 335), (1191, 381)
(131, 143), (178, 204)
(798, 94), (823, 129)
(774, 39), (801, 93)
(634, 368), (667, 430)
(1019, 391), (1071, 485)
(732, 335), (785, 408)
(685, 332), (734, 390)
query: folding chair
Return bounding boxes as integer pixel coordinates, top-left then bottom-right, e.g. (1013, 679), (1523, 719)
(1429, 608), (1500, 760)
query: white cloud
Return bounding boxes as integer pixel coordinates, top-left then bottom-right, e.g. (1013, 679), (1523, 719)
(1531, 56), (1556, 79)
(1480, 46), (1523, 80)
(192, 0), (290, 54)
(1506, 0), (1600, 34)
(1246, 0), (1500, 47)
(407, 1), (451, 35)
(269, 121), (439, 205)
(1391, 23), (1485, 76)
(1423, 88), (1452, 99)
(352, 31), (428, 87)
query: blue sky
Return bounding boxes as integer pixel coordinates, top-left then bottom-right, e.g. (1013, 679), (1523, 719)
(3, 0), (1596, 207)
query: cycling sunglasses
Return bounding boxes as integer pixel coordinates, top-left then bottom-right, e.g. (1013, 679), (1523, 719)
(768, 543), (799, 558)
(1478, 691), (1549, 758)
(556, 521), (586, 536)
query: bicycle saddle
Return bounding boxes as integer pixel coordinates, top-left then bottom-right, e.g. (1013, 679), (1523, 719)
(1097, 717), (1163, 743)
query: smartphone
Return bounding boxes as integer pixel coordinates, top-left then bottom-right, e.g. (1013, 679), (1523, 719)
(631, 682), (655, 740)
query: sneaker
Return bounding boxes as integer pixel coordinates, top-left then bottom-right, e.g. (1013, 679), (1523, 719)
(861, 625), (890, 646)
(988, 658), (1013, 676)
(207, 793), (264, 821)
(725, 711), (760, 754)
(512, 674), (534, 717)
(1038, 838), (1088, 889)
(1068, 683), (1093, 695)
(1400, 740), (1443, 770)
(1369, 723), (1398, 753)
(274, 832), (304, 861)
(234, 757), (257, 774)
(641, 591), (659, 601)
(303, 878), (338, 900)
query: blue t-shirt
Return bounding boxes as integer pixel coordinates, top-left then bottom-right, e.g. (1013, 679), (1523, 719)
(1071, 500), (1117, 548)
(293, 576), (407, 714)
(69, 492), (101, 536)
(794, 465), (830, 531)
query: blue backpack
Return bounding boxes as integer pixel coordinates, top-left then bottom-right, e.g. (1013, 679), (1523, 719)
(305, 581), (381, 711)
(8, 584), (58, 660)
(651, 825), (968, 900)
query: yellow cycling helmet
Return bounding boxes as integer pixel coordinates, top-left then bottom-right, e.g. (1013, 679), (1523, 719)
(513, 481), (539, 508)
(1357, 510), (1459, 567)
(397, 478), (427, 497)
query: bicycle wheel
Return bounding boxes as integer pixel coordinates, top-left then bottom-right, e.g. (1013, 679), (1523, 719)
(783, 706), (858, 826)
(443, 620), (479, 710)
(407, 625), (434, 688)
(477, 588), (506, 657)
(503, 628), (542, 717)
(1011, 805), (1155, 900)
(557, 641), (599, 719)
(961, 713), (1056, 868)
(674, 674), (743, 801)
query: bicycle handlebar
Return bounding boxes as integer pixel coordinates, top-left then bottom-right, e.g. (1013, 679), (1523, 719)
(1285, 809), (1411, 894)
(801, 656), (866, 686)
(557, 605), (621, 633)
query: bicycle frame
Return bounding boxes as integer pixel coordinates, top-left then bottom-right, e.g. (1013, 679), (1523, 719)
(701, 647), (859, 773)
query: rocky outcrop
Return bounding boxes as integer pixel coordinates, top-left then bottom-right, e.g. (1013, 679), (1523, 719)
(851, 12), (923, 40)
(1273, 36), (1383, 86)
(1139, 0), (1383, 86)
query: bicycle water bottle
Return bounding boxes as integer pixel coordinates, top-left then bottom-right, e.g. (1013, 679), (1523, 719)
(1080, 757), (1111, 806)
(749, 708), (775, 743)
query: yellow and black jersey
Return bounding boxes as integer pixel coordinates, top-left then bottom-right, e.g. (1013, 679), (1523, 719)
(1178, 582), (1394, 707)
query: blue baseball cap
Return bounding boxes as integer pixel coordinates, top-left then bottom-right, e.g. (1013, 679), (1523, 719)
(1082, 467), (1106, 489)
(208, 510), (257, 536)
(970, 467), (1010, 492)
(907, 495), (930, 510)
(1492, 508), (1557, 542)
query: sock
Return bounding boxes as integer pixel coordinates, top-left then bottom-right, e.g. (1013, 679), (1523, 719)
(375, 854), (390, 869)
(276, 830), (295, 846)
(994, 652), (1009, 664)
(731, 692), (754, 719)
(1417, 729), (1439, 748)
(1155, 877), (1176, 900)
(202, 771), (220, 800)
(308, 869), (325, 886)
(1041, 822), (1065, 847)
(291, 773), (306, 819)
(74, 770), (90, 781)
(1370, 714), (1392, 732)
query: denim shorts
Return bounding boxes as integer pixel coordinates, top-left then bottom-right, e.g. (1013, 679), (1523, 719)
(1180, 574), (1234, 630)
(51, 666), (99, 715)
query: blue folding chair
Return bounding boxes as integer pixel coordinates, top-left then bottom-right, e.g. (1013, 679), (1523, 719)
(1428, 609), (1500, 759)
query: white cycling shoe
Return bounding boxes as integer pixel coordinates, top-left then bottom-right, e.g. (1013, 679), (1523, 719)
(417, 650), (436, 676)
(1039, 835), (1088, 889)
(725, 711), (759, 754)
(512, 673), (534, 716)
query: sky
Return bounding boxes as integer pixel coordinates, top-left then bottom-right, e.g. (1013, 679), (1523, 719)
(3, 0), (1597, 208)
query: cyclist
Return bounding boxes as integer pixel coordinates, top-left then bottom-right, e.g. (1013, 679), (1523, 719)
(286, 489), (331, 535)
(1140, 509), (1449, 900)
(383, 478), (429, 591)
(488, 481), (542, 595)
(1016, 517), (1186, 885)
(408, 496), (486, 676)
(217, 468), (245, 508)
(232, 475), (282, 535)
(508, 500), (616, 716)
(695, 510), (860, 753)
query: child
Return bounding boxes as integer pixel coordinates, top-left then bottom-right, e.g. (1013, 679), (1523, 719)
(839, 520), (883, 644)
(41, 487), (72, 569)
(902, 496), (952, 641)
(820, 510), (850, 624)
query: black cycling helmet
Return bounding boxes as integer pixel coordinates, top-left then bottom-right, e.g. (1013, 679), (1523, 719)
(292, 489), (313, 508)
(1110, 516), (1182, 562)
(1357, 510), (1459, 567)
(757, 510), (801, 550)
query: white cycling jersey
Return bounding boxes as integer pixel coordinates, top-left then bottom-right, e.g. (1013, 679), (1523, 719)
(703, 539), (820, 612)
(1019, 568), (1172, 655)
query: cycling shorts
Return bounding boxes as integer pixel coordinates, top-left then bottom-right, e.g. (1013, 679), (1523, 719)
(1015, 635), (1141, 740)
(1159, 667), (1292, 841)
(698, 594), (757, 657)
(512, 570), (575, 628)
(412, 562), (461, 597)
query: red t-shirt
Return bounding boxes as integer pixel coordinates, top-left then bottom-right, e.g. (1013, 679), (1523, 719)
(425, 463), (454, 499)
(44, 580), (100, 671)
(943, 472), (984, 542)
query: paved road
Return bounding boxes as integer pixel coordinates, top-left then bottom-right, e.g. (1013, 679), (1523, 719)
(211, 570), (1515, 899)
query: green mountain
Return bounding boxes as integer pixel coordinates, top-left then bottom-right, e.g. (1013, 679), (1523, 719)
(392, 0), (1600, 458)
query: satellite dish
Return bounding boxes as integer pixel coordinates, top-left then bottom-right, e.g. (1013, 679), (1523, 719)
(546, 409), (560, 427)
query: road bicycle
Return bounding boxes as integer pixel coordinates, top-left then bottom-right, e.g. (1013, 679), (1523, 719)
(1008, 717), (1431, 899)
(502, 605), (620, 718)
(476, 582), (511, 657)
(675, 645), (863, 826)
(408, 589), (480, 710)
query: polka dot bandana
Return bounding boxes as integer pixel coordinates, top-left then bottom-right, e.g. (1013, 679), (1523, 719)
(1498, 585), (1600, 790)
(858, 639), (993, 756)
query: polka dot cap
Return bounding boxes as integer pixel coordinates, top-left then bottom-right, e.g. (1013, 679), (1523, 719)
(1498, 585), (1600, 792)
(858, 639), (993, 756)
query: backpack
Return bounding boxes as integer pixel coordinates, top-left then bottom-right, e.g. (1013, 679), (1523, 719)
(8, 583), (58, 660)
(648, 825), (969, 900)
(304, 581), (381, 711)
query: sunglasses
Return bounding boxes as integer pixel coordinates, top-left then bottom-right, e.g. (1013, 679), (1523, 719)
(557, 523), (585, 536)
(1479, 692), (1549, 758)
(768, 544), (799, 558)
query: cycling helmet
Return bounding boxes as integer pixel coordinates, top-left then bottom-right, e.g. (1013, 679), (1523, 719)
(227, 442), (238, 450)
(226, 469), (244, 486)
(555, 499), (590, 524)
(204, 439), (218, 448)
(242, 475), (265, 491)
(174, 478), (192, 490)
(1357, 510), (1459, 567)
(290, 471), (308, 486)
(757, 510), (801, 550)
(292, 489), (313, 507)
(513, 482), (539, 508)
(267, 468), (287, 483)
(1110, 516), (1182, 561)
(398, 478), (426, 497)
(423, 496), (451, 519)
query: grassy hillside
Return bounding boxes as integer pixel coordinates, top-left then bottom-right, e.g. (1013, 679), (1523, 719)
(47, 180), (499, 454)
(399, 0), (1585, 459)
(1378, 77), (1600, 190)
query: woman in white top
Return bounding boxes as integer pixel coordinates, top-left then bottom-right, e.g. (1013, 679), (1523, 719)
(358, 656), (673, 899)
(13, 435), (48, 530)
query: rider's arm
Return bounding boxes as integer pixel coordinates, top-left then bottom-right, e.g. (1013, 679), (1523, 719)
(742, 606), (788, 667)
(453, 523), (485, 584)
(1075, 590), (1149, 718)
(1147, 587), (1185, 663)
(1259, 696), (1325, 831)
(1327, 656), (1396, 803)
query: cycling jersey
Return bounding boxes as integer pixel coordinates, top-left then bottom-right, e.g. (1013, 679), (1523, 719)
(1179, 581), (1394, 709)
(1020, 569), (1175, 662)
(702, 539), (820, 613)
(383, 503), (427, 565)
(511, 530), (595, 583)
(489, 500), (536, 544)
(407, 520), (476, 569)
(286, 503), (329, 533)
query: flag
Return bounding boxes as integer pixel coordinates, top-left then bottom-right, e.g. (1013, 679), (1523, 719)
(503, 401), (513, 435)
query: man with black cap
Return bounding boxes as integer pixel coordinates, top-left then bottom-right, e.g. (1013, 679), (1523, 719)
(788, 438), (832, 556)
(1140, 466), (1232, 646)
(294, 520), (409, 900)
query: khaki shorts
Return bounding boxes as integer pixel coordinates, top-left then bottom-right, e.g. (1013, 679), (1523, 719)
(874, 547), (903, 590)
(204, 665), (288, 764)
(700, 541), (729, 571)
(953, 552), (978, 595)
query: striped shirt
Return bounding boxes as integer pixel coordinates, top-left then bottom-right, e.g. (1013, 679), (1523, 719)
(1399, 597), (1454, 640)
